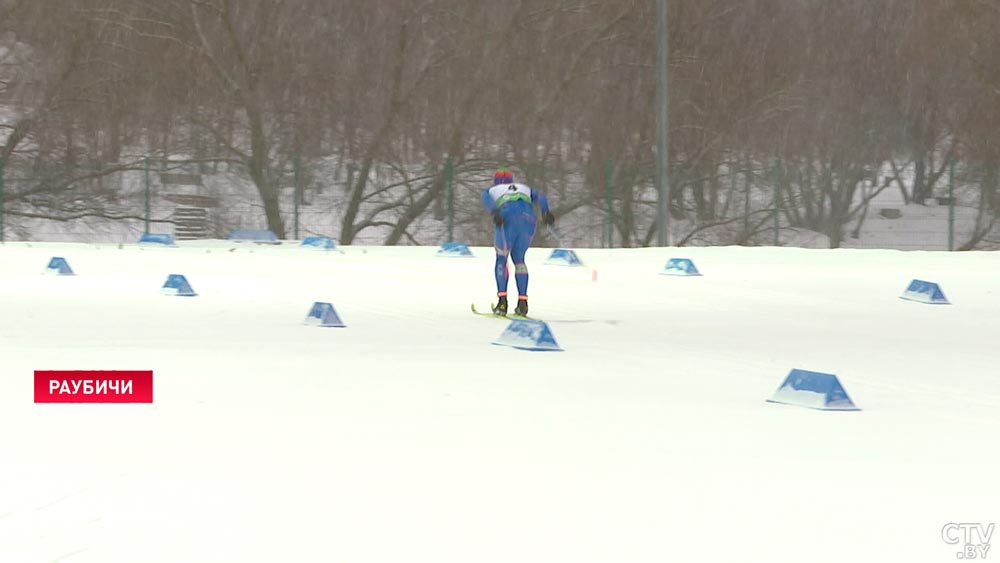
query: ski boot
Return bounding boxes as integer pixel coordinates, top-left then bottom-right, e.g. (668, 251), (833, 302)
(514, 297), (528, 317)
(492, 294), (508, 316)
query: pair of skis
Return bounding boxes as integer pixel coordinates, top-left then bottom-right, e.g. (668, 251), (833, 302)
(471, 226), (561, 321)
(470, 303), (536, 321)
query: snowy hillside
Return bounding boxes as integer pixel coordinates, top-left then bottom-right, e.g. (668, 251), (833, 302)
(1, 241), (998, 562)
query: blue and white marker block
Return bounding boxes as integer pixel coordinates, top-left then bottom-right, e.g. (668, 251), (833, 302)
(161, 274), (197, 296)
(228, 229), (280, 244)
(766, 369), (860, 411)
(304, 302), (346, 328)
(436, 242), (474, 257)
(661, 258), (701, 276)
(492, 319), (563, 352)
(138, 233), (176, 246)
(301, 236), (336, 250)
(44, 257), (75, 275)
(545, 248), (584, 267)
(900, 279), (950, 304)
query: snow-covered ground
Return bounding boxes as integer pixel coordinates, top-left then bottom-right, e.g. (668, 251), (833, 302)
(1, 241), (998, 562)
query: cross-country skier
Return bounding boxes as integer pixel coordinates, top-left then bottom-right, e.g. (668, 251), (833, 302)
(481, 168), (555, 317)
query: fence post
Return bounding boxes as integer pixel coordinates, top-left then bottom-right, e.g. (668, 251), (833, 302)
(772, 158), (781, 246)
(744, 165), (752, 240)
(294, 155), (301, 240)
(0, 157), (4, 243)
(445, 157), (454, 242)
(605, 159), (615, 248)
(948, 156), (955, 251)
(143, 157), (150, 235)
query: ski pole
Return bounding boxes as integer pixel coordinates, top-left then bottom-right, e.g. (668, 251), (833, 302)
(546, 224), (566, 247)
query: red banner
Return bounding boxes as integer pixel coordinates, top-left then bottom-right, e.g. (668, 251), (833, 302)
(34, 371), (153, 403)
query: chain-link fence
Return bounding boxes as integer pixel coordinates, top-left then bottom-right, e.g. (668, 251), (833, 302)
(1, 157), (996, 251)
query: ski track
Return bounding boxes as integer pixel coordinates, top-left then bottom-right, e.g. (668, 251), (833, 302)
(1, 241), (998, 563)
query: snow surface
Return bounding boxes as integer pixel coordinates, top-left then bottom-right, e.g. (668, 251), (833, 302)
(1, 241), (998, 563)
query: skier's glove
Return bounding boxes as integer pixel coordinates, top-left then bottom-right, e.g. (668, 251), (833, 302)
(492, 210), (504, 226)
(542, 211), (555, 226)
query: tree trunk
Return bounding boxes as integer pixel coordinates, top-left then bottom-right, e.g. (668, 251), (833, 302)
(339, 19), (410, 245)
(959, 162), (997, 250)
(247, 106), (285, 237)
(913, 154), (928, 204)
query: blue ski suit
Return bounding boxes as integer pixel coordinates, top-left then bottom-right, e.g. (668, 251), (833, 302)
(481, 182), (551, 299)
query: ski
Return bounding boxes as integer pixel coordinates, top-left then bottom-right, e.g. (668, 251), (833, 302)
(471, 303), (536, 321)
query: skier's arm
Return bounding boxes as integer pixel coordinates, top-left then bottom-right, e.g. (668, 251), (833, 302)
(531, 189), (550, 215)
(483, 188), (504, 225)
(482, 188), (497, 213)
(531, 189), (555, 226)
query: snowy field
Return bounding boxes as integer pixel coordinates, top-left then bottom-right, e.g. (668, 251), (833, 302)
(1, 240), (998, 563)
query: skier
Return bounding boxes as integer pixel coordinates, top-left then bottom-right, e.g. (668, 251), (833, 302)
(481, 168), (555, 317)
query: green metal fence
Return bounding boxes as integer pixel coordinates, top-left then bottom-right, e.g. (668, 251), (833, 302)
(0, 156), (994, 251)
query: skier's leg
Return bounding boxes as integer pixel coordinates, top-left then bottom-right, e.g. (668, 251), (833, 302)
(510, 226), (534, 313)
(493, 225), (510, 313)
(511, 242), (528, 298)
(494, 251), (510, 295)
